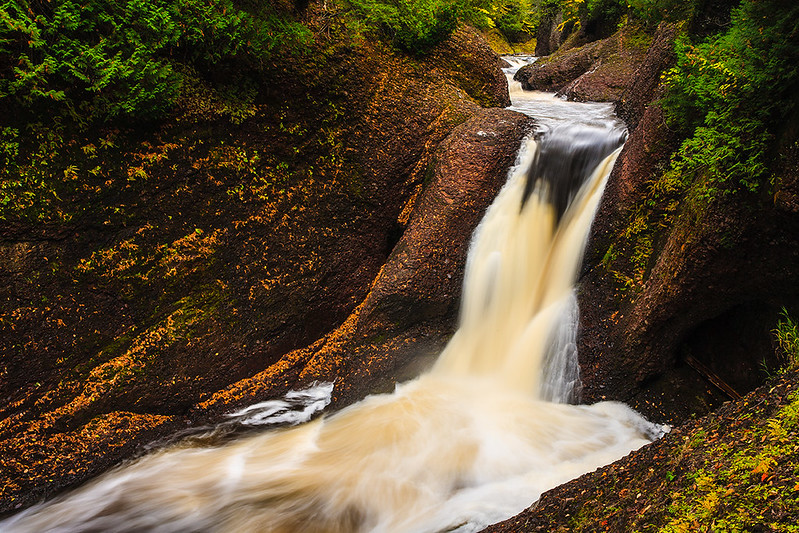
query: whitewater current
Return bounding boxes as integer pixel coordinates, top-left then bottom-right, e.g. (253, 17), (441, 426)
(0, 56), (666, 533)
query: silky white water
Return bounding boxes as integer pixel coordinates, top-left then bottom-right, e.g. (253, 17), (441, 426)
(1, 60), (665, 533)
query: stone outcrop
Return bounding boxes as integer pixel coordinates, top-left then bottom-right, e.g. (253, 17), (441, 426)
(615, 22), (681, 130)
(515, 39), (602, 92)
(579, 133), (799, 422)
(514, 26), (652, 103)
(427, 25), (511, 108)
(572, 21), (799, 422)
(535, 10), (567, 57)
(197, 108), (534, 416)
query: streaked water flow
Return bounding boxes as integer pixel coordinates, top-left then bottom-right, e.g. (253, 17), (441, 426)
(1, 56), (665, 533)
(502, 56), (625, 133)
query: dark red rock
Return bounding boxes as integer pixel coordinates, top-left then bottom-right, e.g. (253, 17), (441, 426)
(514, 39), (601, 92)
(616, 22), (680, 131)
(197, 108), (535, 414)
(575, 27), (799, 424)
(513, 27), (651, 104)
(426, 26), (512, 108)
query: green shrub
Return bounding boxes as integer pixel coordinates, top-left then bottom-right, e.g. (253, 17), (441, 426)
(344, 0), (463, 54)
(660, 0), (799, 198)
(626, 0), (697, 26)
(489, 0), (540, 41)
(554, 0), (627, 37)
(584, 0), (626, 29)
(0, 124), (66, 222)
(0, 0), (310, 125)
(343, 0), (550, 53)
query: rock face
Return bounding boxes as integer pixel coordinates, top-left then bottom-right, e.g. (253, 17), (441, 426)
(355, 109), (533, 339)
(515, 39), (601, 92)
(579, 140), (799, 422)
(504, 17), (798, 422)
(573, 23), (799, 422)
(0, 27), (518, 513)
(427, 26), (512, 108)
(535, 10), (567, 56)
(198, 108), (534, 416)
(514, 26), (651, 102)
(615, 22), (680, 130)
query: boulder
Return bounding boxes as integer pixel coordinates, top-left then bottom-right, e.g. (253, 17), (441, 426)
(514, 39), (602, 92)
(513, 26), (654, 104)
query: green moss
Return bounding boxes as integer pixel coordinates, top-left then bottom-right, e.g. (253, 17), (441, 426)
(601, 144), (715, 300)
(651, 391), (799, 532)
(482, 28), (515, 54)
(68, 280), (228, 381)
(75, 225), (223, 293)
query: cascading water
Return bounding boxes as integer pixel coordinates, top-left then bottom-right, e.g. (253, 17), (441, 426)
(0, 57), (666, 533)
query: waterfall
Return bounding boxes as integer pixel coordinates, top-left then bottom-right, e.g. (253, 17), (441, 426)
(1, 60), (666, 533)
(433, 123), (625, 402)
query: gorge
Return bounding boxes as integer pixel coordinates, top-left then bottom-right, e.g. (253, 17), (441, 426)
(2, 0), (799, 530)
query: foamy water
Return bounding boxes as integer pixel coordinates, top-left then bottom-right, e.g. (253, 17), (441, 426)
(502, 55), (624, 133)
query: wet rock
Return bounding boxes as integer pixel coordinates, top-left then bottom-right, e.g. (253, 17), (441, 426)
(357, 108), (534, 335)
(197, 108), (534, 414)
(586, 103), (682, 269)
(514, 39), (602, 92)
(514, 27), (650, 103)
(580, 190), (799, 421)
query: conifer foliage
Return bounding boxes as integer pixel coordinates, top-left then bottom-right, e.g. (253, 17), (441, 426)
(0, 0), (310, 124)
(662, 0), (799, 195)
